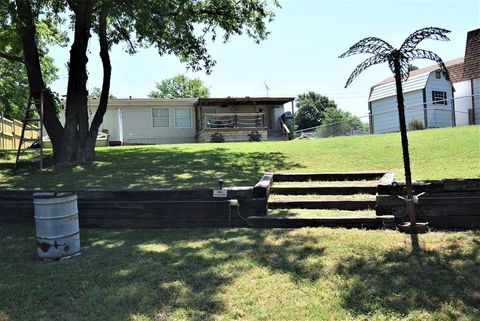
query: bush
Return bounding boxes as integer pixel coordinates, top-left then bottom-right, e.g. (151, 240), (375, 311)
(248, 130), (262, 142)
(210, 132), (225, 143)
(408, 119), (424, 131)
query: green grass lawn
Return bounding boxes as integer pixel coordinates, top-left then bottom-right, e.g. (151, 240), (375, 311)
(1, 127), (479, 320)
(1, 226), (479, 321)
(0, 126), (479, 190)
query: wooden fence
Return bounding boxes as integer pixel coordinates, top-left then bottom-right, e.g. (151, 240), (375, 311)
(0, 114), (40, 150)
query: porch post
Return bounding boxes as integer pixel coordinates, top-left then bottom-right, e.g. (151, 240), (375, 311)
(291, 100), (295, 127)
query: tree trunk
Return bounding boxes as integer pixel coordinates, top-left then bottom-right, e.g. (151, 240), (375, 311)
(393, 58), (416, 226)
(57, 0), (95, 165)
(14, 0), (64, 158)
(86, 7), (112, 161)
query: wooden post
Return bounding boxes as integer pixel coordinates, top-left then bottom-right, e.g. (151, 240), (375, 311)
(0, 111), (4, 150)
(12, 119), (16, 150)
(234, 113), (238, 128)
(39, 90), (44, 170)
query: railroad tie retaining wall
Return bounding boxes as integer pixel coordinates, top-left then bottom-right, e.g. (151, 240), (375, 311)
(0, 185), (270, 228)
(376, 178), (480, 229)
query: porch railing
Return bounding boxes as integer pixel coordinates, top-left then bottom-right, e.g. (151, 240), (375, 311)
(203, 113), (265, 129)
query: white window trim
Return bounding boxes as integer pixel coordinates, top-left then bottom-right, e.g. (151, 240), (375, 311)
(174, 107), (193, 128)
(432, 91), (447, 105)
(152, 107), (170, 128)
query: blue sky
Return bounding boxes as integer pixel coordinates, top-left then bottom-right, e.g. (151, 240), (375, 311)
(49, 0), (479, 117)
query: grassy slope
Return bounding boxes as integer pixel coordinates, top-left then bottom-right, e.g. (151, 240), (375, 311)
(0, 126), (478, 189)
(1, 226), (479, 321)
(1, 127), (479, 321)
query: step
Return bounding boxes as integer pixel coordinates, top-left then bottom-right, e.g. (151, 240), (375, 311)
(268, 199), (376, 210)
(16, 158), (41, 163)
(19, 147), (41, 152)
(246, 215), (395, 229)
(271, 185), (377, 195)
(273, 172), (386, 182)
(268, 209), (376, 218)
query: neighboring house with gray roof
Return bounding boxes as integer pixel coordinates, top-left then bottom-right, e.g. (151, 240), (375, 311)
(368, 28), (480, 134)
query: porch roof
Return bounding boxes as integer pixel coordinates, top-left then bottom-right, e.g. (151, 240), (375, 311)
(196, 97), (295, 106)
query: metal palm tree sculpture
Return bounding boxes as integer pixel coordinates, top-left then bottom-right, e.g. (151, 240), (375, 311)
(339, 27), (451, 231)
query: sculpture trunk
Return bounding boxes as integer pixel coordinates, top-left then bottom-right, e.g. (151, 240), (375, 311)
(393, 58), (417, 226)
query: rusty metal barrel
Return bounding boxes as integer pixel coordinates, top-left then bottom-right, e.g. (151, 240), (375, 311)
(33, 192), (80, 260)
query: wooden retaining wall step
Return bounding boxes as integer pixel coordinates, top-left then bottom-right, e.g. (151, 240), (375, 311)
(246, 215), (395, 229)
(271, 185), (377, 195)
(273, 172), (386, 182)
(268, 199), (376, 210)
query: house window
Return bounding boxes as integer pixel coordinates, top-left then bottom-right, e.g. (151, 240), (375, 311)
(432, 91), (447, 105)
(435, 70), (441, 79)
(174, 108), (192, 128)
(152, 108), (170, 127)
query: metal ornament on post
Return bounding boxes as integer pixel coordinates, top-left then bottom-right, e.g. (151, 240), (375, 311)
(339, 27), (451, 234)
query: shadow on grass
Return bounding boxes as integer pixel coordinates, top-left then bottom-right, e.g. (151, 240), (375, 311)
(3, 226), (478, 320)
(0, 147), (302, 190)
(0, 227), (324, 321)
(335, 233), (480, 318)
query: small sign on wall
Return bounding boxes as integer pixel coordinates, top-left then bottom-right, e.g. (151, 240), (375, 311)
(213, 189), (228, 198)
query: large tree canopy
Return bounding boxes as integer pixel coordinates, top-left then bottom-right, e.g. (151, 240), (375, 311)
(149, 75), (210, 98)
(315, 107), (368, 137)
(1, 0), (279, 165)
(294, 92), (338, 130)
(0, 9), (65, 120)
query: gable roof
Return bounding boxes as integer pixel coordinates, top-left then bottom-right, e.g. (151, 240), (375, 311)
(372, 57), (464, 88)
(463, 28), (480, 80)
(368, 71), (434, 102)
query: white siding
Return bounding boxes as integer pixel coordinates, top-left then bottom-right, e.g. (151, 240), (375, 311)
(49, 98), (198, 144)
(424, 72), (454, 128)
(452, 80), (472, 126)
(122, 106), (196, 144)
(371, 90), (425, 134)
(86, 106), (120, 141)
(474, 78), (480, 124)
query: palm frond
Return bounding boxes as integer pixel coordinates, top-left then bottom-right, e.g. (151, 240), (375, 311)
(344, 55), (389, 88)
(406, 49), (450, 81)
(339, 37), (393, 58)
(400, 27), (450, 53)
(399, 60), (411, 82)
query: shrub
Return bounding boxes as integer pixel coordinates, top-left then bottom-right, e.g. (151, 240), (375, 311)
(210, 132), (225, 143)
(248, 130), (262, 142)
(408, 119), (424, 131)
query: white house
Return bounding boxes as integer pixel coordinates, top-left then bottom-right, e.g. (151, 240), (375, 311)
(51, 96), (294, 145)
(368, 28), (480, 134)
(450, 28), (480, 126)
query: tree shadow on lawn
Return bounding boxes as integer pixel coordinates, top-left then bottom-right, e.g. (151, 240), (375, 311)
(0, 147), (302, 190)
(0, 227), (325, 321)
(335, 233), (480, 319)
